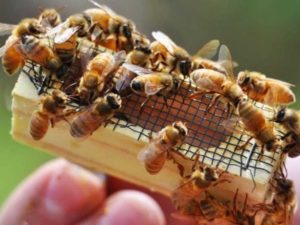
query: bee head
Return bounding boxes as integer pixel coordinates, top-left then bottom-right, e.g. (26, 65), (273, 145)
(134, 46), (151, 55)
(179, 59), (191, 76)
(275, 178), (292, 194)
(204, 167), (219, 182)
(173, 121), (188, 137)
(266, 138), (282, 152)
(237, 71), (251, 88)
(68, 14), (89, 37)
(130, 79), (144, 93)
(40, 9), (60, 27)
(52, 90), (66, 105)
(28, 20), (45, 35)
(275, 107), (287, 122)
(121, 23), (132, 39)
(106, 93), (122, 110)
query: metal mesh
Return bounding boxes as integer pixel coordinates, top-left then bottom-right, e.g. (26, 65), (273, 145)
(21, 39), (283, 182)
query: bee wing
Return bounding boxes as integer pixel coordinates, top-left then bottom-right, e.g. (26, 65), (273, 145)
(88, 0), (117, 16)
(218, 44), (234, 77)
(0, 45), (6, 58)
(137, 143), (160, 163)
(221, 117), (244, 134)
(122, 63), (153, 75)
(265, 77), (295, 87)
(152, 31), (176, 55)
(54, 26), (79, 44)
(46, 21), (68, 36)
(115, 69), (135, 93)
(0, 23), (16, 36)
(193, 39), (220, 59)
(113, 50), (126, 66)
(0, 35), (18, 58)
(90, 25), (103, 42)
(102, 51), (126, 76)
(145, 81), (165, 96)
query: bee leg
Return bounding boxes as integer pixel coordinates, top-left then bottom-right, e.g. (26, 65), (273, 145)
(207, 94), (222, 111)
(257, 145), (265, 161)
(167, 150), (185, 177)
(38, 74), (51, 95)
(139, 97), (150, 114)
(163, 96), (170, 109)
(281, 131), (294, 140)
(212, 178), (231, 187)
(237, 137), (253, 150)
(50, 118), (55, 128)
(188, 91), (206, 99)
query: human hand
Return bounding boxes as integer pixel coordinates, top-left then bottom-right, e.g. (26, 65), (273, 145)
(0, 159), (168, 225)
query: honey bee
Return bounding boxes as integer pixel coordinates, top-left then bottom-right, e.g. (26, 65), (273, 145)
(190, 45), (246, 111)
(70, 93), (122, 138)
(0, 18), (48, 75)
(20, 35), (61, 71)
(122, 63), (180, 108)
(30, 90), (68, 140)
(172, 157), (230, 218)
(237, 71), (295, 107)
(85, 0), (137, 52)
(150, 31), (191, 76)
(274, 107), (300, 158)
(77, 51), (126, 102)
(236, 97), (282, 153)
(261, 178), (297, 225)
(138, 121), (187, 174)
(125, 34), (151, 67)
(38, 8), (62, 30)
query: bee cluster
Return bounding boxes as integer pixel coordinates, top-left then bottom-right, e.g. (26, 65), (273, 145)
(1, 1), (299, 224)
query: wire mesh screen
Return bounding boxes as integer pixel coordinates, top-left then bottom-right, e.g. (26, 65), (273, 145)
(21, 38), (283, 183)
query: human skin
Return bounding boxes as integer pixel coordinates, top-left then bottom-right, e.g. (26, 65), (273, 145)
(0, 158), (299, 225)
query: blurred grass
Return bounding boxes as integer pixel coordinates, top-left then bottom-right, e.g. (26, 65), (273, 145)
(0, 36), (53, 205)
(0, 0), (300, 207)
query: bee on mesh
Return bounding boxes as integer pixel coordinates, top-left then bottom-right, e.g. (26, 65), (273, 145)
(149, 31), (192, 77)
(137, 121), (188, 175)
(274, 107), (300, 158)
(70, 93), (122, 138)
(30, 90), (73, 140)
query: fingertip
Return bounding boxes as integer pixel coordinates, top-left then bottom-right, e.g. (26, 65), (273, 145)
(80, 190), (166, 225)
(0, 159), (106, 225)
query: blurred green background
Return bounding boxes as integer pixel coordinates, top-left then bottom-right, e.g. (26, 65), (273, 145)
(1, 0), (300, 206)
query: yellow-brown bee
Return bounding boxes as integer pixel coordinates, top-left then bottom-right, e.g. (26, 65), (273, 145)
(172, 157), (230, 218)
(150, 31), (191, 76)
(122, 63), (180, 108)
(30, 90), (68, 140)
(274, 107), (300, 158)
(0, 18), (49, 75)
(236, 98), (282, 152)
(261, 178), (297, 225)
(138, 121), (188, 174)
(85, 0), (137, 52)
(38, 8), (62, 30)
(77, 51), (126, 102)
(190, 45), (246, 111)
(125, 33), (151, 67)
(70, 93), (122, 138)
(237, 71), (296, 107)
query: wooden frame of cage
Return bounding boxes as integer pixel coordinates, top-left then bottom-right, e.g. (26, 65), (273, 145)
(11, 61), (284, 205)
